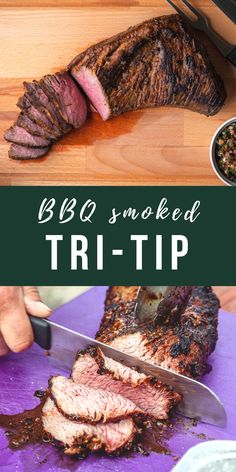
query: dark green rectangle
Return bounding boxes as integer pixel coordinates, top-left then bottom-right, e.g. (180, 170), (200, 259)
(0, 186), (234, 285)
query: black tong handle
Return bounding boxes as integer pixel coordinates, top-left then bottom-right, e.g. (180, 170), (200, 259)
(29, 315), (52, 350)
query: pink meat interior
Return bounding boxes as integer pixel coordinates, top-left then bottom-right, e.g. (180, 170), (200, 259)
(72, 67), (111, 121)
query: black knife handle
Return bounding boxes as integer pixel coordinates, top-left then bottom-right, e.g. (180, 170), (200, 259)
(29, 315), (51, 350)
(226, 47), (236, 67)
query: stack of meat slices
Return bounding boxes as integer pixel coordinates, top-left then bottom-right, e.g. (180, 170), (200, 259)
(42, 349), (180, 456)
(71, 347), (180, 420)
(43, 376), (142, 456)
(42, 286), (219, 457)
(4, 72), (87, 159)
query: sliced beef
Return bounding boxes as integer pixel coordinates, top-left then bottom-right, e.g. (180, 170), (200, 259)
(43, 285), (218, 457)
(5, 15), (226, 160)
(17, 95), (62, 139)
(49, 375), (142, 423)
(41, 72), (87, 128)
(37, 80), (74, 134)
(24, 81), (71, 134)
(96, 286), (219, 379)
(71, 348), (180, 420)
(4, 125), (51, 148)
(5, 71), (88, 159)
(70, 14), (226, 120)
(42, 397), (137, 455)
(9, 143), (50, 160)
(20, 108), (60, 141)
(17, 112), (57, 141)
(18, 93), (63, 137)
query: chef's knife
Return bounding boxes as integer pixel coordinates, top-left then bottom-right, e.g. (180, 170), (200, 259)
(134, 286), (193, 324)
(211, 0), (236, 25)
(29, 315), (227, 428)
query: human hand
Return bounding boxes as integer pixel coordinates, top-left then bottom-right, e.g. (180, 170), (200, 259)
(0, 286), (51, 356)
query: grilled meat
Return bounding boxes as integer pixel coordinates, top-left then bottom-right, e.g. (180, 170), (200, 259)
(8, 144), (50, 160)
(17, 94), (62, 137)
(70, 14), (226, 120)
(71, 347), (180, 420)
(43, 286), (219, 457)
(4, 125), (51, 148)
(42, 397), (137, 456)
(17, 103), (61, 141)
(5, 72), (87, 159)
(49, 375), (143, 423)
(41, 73), (87, 128)
(24, 80), (72, 134)
(136, 286), (194, 325)
(5, 15), (226, 160)
(96, 286), (219, 378)
(16, 112), (57, 141)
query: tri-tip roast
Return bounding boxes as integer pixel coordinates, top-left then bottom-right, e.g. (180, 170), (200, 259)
(5, 14), (226, 160)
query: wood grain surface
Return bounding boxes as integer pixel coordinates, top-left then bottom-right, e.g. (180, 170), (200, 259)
(214, 287), (236, 315)
(0, 1), (235, 186)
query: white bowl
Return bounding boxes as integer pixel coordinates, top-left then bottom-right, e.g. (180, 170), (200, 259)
(210, 117), (236, 186)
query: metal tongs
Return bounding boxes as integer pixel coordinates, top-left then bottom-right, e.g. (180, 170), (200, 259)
(134, 286), (193, 324)
(166, 0), (236, 66)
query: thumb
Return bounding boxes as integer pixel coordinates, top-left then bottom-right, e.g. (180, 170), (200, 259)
(23, 286), (52, 318)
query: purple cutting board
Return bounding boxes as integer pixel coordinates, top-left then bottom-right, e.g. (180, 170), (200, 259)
(0, 286), (236, 472)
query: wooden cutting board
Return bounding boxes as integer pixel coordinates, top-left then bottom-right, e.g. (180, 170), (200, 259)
(0, 0), (235, 186)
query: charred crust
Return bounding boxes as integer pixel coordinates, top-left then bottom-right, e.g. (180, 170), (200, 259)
(170, 336), (191, 357)
(71, 14), (226, 118)
(95, 286), (219, 380)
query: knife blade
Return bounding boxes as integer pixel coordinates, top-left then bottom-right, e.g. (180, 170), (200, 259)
(134, 286), (193, 324)
(211, 0), (236, 24)
(29, 315), (227, 428)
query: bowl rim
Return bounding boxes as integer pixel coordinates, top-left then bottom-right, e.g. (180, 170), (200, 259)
(210, 116), (236, 186)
